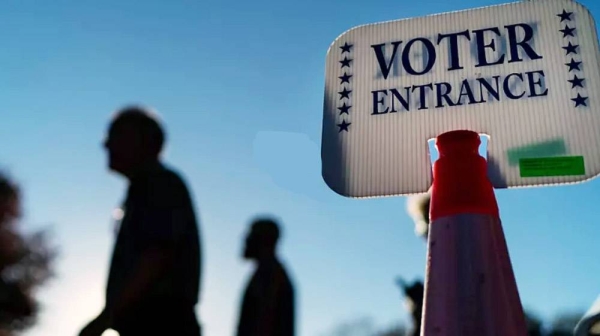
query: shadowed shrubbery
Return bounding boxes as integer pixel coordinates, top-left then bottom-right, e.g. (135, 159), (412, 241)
(0, 172), (57, 336)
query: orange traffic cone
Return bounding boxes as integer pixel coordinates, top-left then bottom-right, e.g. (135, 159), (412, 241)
(421, 130), (527, 336)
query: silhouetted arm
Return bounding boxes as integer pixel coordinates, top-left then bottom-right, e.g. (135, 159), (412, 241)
(80, 246), (171, 336)
(108, 246), (172, 319)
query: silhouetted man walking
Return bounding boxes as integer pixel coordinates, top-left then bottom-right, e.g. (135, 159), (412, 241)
(79, 106), (202, 336)
(237, 217), (294, 336)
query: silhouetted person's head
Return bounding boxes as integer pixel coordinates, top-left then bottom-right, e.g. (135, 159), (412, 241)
(103, 106), (165, 178)
(243, 218), (280, 261)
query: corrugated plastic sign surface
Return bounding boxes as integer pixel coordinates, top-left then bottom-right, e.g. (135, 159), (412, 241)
(321, 0), (600, 197)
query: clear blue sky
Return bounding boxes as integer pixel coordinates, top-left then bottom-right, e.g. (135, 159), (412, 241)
(0, 0), (598, 335)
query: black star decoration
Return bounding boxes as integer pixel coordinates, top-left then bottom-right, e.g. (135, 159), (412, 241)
(557, 10), (573, 22)
(339, 73), (352, 84)
(563, 42), (579, 55)
(339, 57), (353, 68)
(338, 102), (351, 115)
(566, 59), (582, 72)
(338, 87), (352, 99)
(340, 42), (353, 54)
(568, 75), (585, 88)
(572, 94), (588, 107)
(337, 120), (351, 132)
(560, 25), (576, 38)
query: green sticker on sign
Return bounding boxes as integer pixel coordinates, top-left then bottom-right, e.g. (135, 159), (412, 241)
(519, 156), (585, 178)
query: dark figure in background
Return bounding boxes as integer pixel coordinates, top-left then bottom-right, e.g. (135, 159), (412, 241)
(237, 217), (295, 336)
(79, 106), (202, 336)
(398, 192), (432, 336)
(0, 173), (55, 336)
(396, 278), (424, 336)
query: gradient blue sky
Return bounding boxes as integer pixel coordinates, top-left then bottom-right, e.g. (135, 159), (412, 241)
(0, 0), (598, 335)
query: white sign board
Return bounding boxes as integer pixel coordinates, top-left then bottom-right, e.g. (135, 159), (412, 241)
(321, 0), (600, 197)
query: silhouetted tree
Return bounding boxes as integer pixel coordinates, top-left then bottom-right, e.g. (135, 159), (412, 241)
(322, 317), (409, 336)
(524, 310), (543, 336)
(548, 311), (584, 336)
(374, 323), (406, 336)
(0, 172), (56, 335)
(323, 317), (375, 336)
